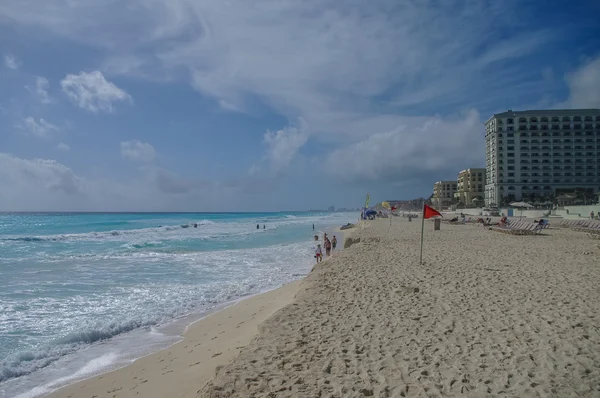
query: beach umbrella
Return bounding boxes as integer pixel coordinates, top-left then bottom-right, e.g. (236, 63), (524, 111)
(509, 201), (533, 218)
(381, 201), (391, 210)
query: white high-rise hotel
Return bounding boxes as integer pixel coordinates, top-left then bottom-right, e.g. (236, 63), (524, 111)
(484, 109), (600, 206)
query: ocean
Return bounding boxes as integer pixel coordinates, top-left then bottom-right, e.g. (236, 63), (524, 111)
(0, 211), (357, 398)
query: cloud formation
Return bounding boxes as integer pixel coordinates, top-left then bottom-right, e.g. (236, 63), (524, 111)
(120, 140), (156, 163)
(61, 71), (132, 113)
(17, 117), (58, 139)
(57, 143), (71, 152)
(325, 110), (484, 183)
(30, 76), (52, 104)
(0, 154), (81, 199)
(263, 120), (309, 172)
(562, 56), (600, 108)
(3, 54), (18, 69)
(0, 153), (239, 211)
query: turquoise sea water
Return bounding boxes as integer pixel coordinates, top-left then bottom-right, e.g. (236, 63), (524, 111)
(0, 212), (357, 398)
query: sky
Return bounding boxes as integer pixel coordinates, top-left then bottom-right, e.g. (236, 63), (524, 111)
(1, 0), (600, 212)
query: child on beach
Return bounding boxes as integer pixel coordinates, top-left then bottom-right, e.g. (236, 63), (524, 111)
(315, 244), (323, 263)
(332, 236), (337, 251)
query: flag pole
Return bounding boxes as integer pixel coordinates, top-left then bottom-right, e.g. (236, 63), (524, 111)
(419, 200), (425, 265)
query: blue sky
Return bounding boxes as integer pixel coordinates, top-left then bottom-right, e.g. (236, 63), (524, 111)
(1, 0), (599, 211)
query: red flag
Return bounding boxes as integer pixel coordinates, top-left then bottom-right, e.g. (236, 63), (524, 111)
(423, 204), (442, 219)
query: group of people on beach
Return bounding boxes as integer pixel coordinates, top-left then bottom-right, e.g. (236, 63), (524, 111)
(315, 233), (336, 263)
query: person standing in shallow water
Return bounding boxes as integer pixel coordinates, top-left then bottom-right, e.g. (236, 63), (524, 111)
(332, 236), (337, 252)
(256, 224), (259, 229)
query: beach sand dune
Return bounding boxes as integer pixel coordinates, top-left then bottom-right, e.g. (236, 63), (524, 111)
(201, 219), (600, 397)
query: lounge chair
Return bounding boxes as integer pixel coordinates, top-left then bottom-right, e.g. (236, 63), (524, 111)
(490, 221), (544, 236)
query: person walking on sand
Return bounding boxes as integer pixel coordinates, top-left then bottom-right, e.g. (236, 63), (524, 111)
(315, 244), (323, 263)
(324, 237), (332, 257)
(331, 235), (337, 252)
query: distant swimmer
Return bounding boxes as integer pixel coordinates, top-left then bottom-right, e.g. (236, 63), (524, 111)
(194, 223), (197, 228)
(256, 224), (259, 229)
(312, 223), (315, 231)
(263, 224), (266, 229)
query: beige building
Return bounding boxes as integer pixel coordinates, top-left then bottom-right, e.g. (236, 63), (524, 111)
(484, 109), (600, 206)
(432, 180), (457, 209)
(454, 168), (486, 206)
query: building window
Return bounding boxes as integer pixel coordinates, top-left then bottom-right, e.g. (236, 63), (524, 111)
(562, 116), (570, 122)
(507, 118), (514, 124)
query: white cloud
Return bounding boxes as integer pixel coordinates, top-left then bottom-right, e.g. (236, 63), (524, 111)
(0, 153), (82, 199)
(0, 1), (552, 118)
(61, 71), (132, 113)
(17, 117), (58, 138)
(3, 54), (18, 69)
(263, 120), (309, 172)
(0, 153), (243, 212)
(57, 143), (71, 152)
(324, 110), (485, 183)
(120, 140), (156, 163)
(28, 77), (52, 104)
(562, 56), (600, 108)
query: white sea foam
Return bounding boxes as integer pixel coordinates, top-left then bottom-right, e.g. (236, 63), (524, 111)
(0, 212), (358, 397)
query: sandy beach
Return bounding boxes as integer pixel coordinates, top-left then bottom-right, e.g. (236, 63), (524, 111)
(200, 218), (600, 397)
(47, 217), (600, 398)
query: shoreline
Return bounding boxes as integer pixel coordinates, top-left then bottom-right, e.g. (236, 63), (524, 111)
(43, 281), (304, 398)
(40, 224), (358, 398)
